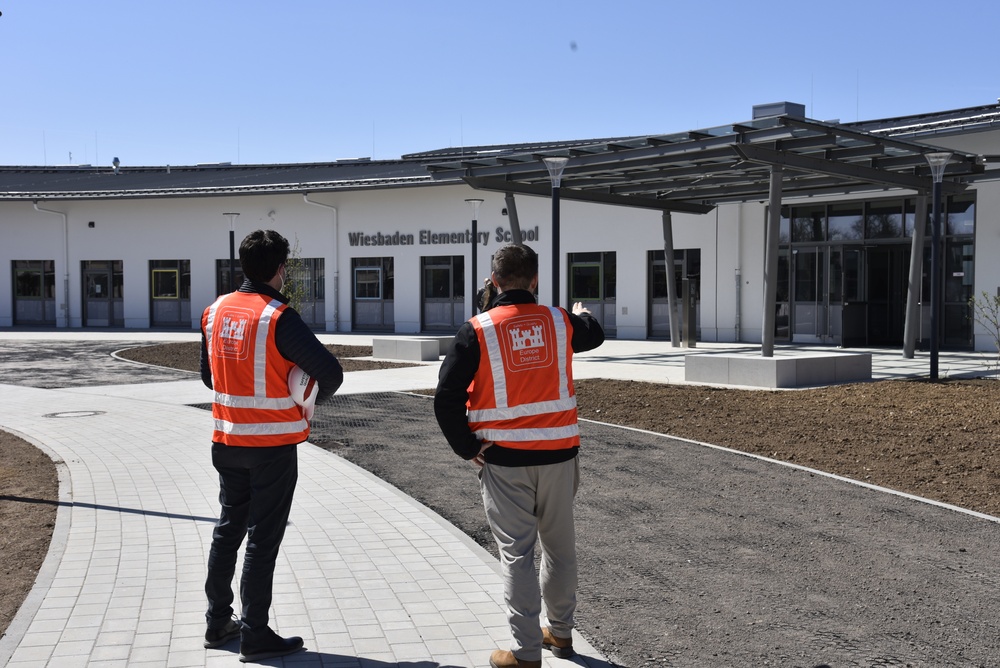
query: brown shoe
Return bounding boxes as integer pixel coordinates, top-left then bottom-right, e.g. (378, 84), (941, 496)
(542, 627), (575, 658)
(489, 649), (541, 668)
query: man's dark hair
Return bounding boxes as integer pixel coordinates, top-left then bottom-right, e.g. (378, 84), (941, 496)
(239, 229), (290, 283)
(491, 243), (537, 291)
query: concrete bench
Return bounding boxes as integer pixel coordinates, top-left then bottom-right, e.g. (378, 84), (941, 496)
(684, 350), (872, 388)
(372, 336), (451, 362)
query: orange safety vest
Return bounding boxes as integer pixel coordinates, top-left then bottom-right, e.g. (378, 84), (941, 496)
(466, 303), (579, 450)
(202, 291), (309, 447)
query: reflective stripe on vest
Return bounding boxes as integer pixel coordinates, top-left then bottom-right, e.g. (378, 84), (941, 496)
(467, 304), (578, 450)
(203, 292), (308, 447)
(213, 417), (308, 436)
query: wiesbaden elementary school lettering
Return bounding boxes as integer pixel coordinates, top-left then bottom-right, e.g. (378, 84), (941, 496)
(347, 226), (540, 247)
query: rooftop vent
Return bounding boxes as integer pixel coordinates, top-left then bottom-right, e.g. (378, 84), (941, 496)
(752, 102), (806, 120)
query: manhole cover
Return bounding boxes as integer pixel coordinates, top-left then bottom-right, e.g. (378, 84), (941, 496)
(43, 411), (107, 419)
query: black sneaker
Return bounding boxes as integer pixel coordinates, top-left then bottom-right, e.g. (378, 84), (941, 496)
(204, 617), (241, 648)
(239, 626), (304, 663)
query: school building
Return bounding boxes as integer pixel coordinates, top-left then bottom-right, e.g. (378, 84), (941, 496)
(2, 101), (999, 354)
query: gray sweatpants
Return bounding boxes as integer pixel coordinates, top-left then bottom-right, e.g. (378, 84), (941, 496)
(480, 457), (580, 661)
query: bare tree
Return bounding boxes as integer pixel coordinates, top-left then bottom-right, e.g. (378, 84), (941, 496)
(969, 290), (1000, 369)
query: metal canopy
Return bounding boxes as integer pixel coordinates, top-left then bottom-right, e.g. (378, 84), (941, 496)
(427, 111), (990, 360)
(427, 115), (987, 212)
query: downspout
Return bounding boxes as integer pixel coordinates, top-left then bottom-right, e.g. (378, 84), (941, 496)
(302, 195), (339, 332)
(33, 201), (69, 328)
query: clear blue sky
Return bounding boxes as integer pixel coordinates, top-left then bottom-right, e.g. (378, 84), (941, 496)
(2, 0), (998, 167)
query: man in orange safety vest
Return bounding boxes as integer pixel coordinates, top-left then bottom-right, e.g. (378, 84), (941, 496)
(434, 243), (605, 668)
(200, 229), (343, 662)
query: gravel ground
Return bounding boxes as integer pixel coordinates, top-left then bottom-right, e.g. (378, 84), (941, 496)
(306, 391), (1000, 668)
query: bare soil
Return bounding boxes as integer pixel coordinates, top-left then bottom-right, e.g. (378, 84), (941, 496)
(3, 341), (999, 666)
(0, 432), (58, 638)
(573, 378), (1000, 518)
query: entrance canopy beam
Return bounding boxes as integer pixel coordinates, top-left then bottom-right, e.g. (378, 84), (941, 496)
(462, 176), (715, 215)
(732, 144), (966, 194)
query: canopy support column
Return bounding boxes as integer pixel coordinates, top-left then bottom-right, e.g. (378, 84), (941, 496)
(903, 194), (929, 358)
(662, 211), (681, 348)
(761, 166), (783, 358)
(504, 192), (523, 245)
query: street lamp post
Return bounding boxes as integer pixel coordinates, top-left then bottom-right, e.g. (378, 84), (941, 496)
(465, 198), (484, 317)
(543, 156), (569, 307)
(925, 152), (952, 380)
(223, 212), (240, 292)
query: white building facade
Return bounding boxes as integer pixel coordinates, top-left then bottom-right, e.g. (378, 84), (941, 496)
(2, 103), (999, 353)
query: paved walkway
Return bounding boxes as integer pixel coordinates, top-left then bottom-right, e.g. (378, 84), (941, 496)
(0, 332), (996, 667)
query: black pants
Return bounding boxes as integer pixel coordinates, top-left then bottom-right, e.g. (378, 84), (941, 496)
(205, 442), (298, 631)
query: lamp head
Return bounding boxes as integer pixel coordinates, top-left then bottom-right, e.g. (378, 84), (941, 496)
(465, 198), (484, 218)
(925, 152), (953, 183)
(543, 156), (569, 187)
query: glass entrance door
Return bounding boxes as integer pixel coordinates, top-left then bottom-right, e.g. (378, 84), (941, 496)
(867, 246), (909, 345)
(352, 257), (394, 332)
(82, 260), (124, 327)
(13, 260), (56, 326)
(839, 247), (866, 347)
(647, 250), (696, 341)
(571, 251), (617, 337)
(421, 255), (465, 331)
(149, 260), (191, 327)
(790, 247), (829, 343)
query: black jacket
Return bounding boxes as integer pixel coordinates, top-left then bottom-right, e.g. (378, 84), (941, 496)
(434, 289), (605, 466)
(200, 280), (344, 404)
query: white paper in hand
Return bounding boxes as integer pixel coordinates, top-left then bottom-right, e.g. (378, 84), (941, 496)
(287, 365), (318, 420)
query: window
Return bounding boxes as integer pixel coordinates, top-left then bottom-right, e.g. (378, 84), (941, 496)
(904, 198), (918, 238)
(571, 264), (601, 300)
(152, 270), (178, 298)
(288, 258), (324, 298)
(793, 250), (818, 302)
(828, 249), (842, 303)
(309, 259), (326, 300)
(83, 260), (124, 298)
(648, 249), (699, 300)
(15, 269), (42, 297)
(604, 252), (617, 299)
(419, 256), (464, 300)
(650, 261), (668, 300)
(150, 260), (190, 299)
(352, 257), (395, 301)
(865, 200), (903, 239)
(778, 208), (790, 244)
(945, 240), (974, 304)
(216, 260), (245, 294)
(827, 203), (864, 241)
(354, 268), (381, 299)
(947, 195), (975, 236)
(569, 251), (616, 301)
(13, 260), (55, 298)
(791, 205), (825, 242)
